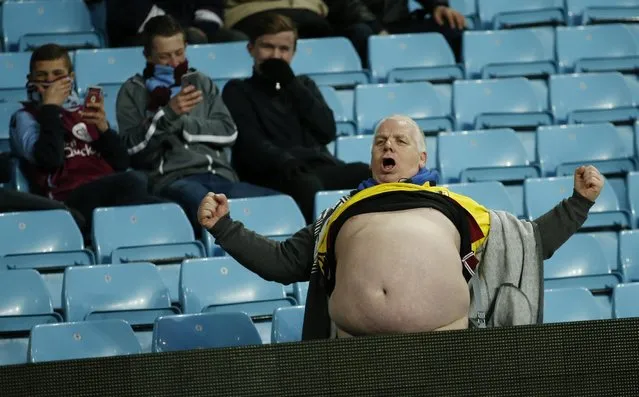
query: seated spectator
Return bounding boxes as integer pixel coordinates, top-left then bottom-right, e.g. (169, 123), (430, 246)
(117, 15), (276, 231)
(327, 0), (466, 65)
(107, 0), (247, 47)
(9, 44), (160, 233)
(199, 114), (604, 340)
(222, 13), (371, 224)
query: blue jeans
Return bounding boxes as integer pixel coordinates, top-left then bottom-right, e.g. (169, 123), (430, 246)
(159, 173), (278, 231)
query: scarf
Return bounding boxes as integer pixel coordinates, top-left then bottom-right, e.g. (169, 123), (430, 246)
(143, 60), (189, 111)
(356, 167), (440, 192)
(26, 78), (83, 111)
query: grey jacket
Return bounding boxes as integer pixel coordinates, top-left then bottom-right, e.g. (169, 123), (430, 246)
(116, 71), (238, 192)
(209, 189), (593, 340)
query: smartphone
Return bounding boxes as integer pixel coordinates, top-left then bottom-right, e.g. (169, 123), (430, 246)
(84, 86), (103, 108)
(181, 72), (198, 88)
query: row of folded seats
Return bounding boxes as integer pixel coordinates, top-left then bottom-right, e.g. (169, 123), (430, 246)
(0, 0), (636, 52)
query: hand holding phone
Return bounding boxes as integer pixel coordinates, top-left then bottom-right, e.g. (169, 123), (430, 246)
(84, 86), (103, 109)
(181, 72), (198, 88)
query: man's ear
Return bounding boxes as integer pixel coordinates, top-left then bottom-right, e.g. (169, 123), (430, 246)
(419, 152), (427, 168)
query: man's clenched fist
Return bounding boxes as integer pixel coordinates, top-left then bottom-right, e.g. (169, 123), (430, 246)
(574, 165), (603, 202)
(198, 192), (229, 229)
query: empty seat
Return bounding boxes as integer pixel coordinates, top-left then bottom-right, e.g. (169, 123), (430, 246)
(537, 123), (635, 176)
(0, 52), (30, 103)
(524, 175), (631, 229)
(544, 287), (606, 323)
(549, 72), (638, 125)
(557, 25), (639, 74)
(271, 305), (305, 343)
(74, 47), (145, 95)
(620, 230), (639, 282)
(566, 0), (639, 25)
(314, 190), (350, 220)
(180, 257), (296, 343)
(152, 312), (262, 353)
(453, 78), (552, 131)
(368, 33), (463, 83)
(188, 42), (252, 90)
(335, 135), (373, 165)
(445, 181), (516, 214)
(438, 129), (540, 183)
(628, 171), (639, 227)
(478, 0), (566, 30)
(28, 319), (141, 363)
(464, 28), (556, 79)
(92, 203), (205, 302)
(2, 0), (103, 52)
(612, 282), (639, 318)
(292, 38), (369, 87)
(319, 85), (356, 136)
(355, 82), (453, 134)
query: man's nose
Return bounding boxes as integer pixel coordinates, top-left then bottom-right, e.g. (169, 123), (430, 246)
(169, 57), (181, 68)
(272, 49), (284, 59)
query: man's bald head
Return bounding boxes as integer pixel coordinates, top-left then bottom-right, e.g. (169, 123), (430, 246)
(373, 115), (426, 154)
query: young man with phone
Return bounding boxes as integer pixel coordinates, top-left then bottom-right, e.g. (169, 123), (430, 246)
(117, 15), (276, 232)
(10, 43), (160, 236)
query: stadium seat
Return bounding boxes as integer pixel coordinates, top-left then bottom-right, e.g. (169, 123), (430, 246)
(0, 102), (23, 152)
(187, 42), (252, 90)
(612, 282), (639, 318)
(368, 33), (463, 83)
(2, 0), (104, 52)
(453, 77), (553, 131)
(449, 0), (479, 28)
(587, 231), (621, 274)
(74, 47), (145, 95)
(544, 234), (621, 291)
(536, 123), (636, 177)
(549, 72), (638, 125)
(619, 230), (639, 282)
(314, 190), (350, 220)
(355, 82), (453, 134)
(203, 195), (306, 256)
(0, 52), (32, 103)
(438, 129), (540, 183)
(524, 175), (631, 229)
(628, 171), (639, 227)
(335, 135), (372, 165)
(180, 257), (296, 343)
(464, 28), (556, 79)
(152, 312), (262, 353)
(28, 319), (141, 363)
(292, 38), (369, 88)
(445, 181), (517, 214)
(478, 0), (566, 30)
(543, 287), (606, 323)
(293, 282), (309, 306)
(557, 25), (639, 74)
(92, 203), (205, 303)
(271, 305), (305, 343)
(566, 0), (639, 25)
(100, 85), (120, 129)
(319, 86), (356, 136)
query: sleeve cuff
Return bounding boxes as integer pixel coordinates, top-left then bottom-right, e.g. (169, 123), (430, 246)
(209, 213), (233, 238)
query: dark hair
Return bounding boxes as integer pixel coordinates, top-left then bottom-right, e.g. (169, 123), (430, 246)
(246, 12), (298, 45)
(29, 43), (73, 74)
(142, 15), (186, 55)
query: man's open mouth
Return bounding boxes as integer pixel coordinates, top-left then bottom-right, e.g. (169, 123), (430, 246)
(382, 157), (396, 171)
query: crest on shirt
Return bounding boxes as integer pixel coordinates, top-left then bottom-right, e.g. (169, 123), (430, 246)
(71, 122), (93, 142)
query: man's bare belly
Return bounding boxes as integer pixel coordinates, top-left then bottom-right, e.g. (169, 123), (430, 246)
(328, 208), (470, 337)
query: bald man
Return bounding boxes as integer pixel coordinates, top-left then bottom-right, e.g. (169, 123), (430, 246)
(198, 114), (603, 340)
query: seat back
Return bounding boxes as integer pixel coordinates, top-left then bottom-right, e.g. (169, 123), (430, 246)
(74, 47), (145, 94)
(543, 287), (605, 323)
(544, 234), (610, 279)
(292, 37), (363, 76)
(445, 181), (516, 213)
(152, 312), (262, 352)
(92, 203), (195, 263)
(566, 0), (639, 25)
(188, 42), (252, 87)
(271, 306), (305, 343)
(627, 171), (639, 228)
(335, 135), (373, 164)
(227, 195), (306, 237)
(620, 230), (639, 282)
(0, 52), (31, 102)
(314, 190), (350, 220)
(28, 319), (141, 363)
(612, 282), (639, 318)
(478, 0), (565, 29)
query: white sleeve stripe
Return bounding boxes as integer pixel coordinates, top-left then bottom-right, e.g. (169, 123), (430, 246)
(194, 9), (223, 26)
(127, 109), (165, 155)
(182, 128), (238, 144)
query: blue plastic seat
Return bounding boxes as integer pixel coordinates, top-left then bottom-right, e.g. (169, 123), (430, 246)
(612, 282), (639, 318)
(292, 38), (369, 87)
(319, 86), (356, 136)
(464, 28), (556, 79)
(544, 234), (621, 291)
(152, 312), (262, 352)
(293, 282), (309, 306)
(445, 181), (516, 214)
(180, 257), (296, 343)
(620, 230), (639, 282)
(453, 78), (553, 131)
(314, 190), (350, 220)
(100, 84), (120, 129)
(28, 319), (141, 363)
(543, 287), (606, 323)
(355, 82), (453, 134)
(2, 0), (104, 52)
(271, 305), (305, 343)
(557, 25), (639, 74)
(74, 47), (145, 95)
(537, 123), (636, 177)
(524, 176), (631, 229)
(188, 42), (252, 91)
(0, 52), (32, 103)
(566, 0), (639, 25)
(335, 135), (373, 165)
(449, 0), (478, 28)
(0, 102), (23, 152)
(549, 72), (638, 125)
(438, 129), (540, 183)
(92, 203), (205, 303)
(627, 171), (639, 228)
(478, 0), (566, 30)
(368, 33), (463, 83)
